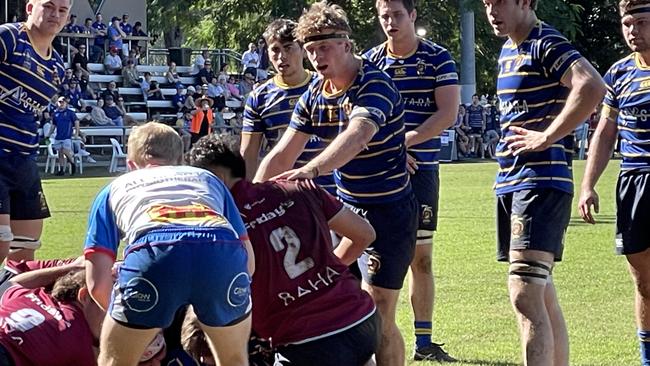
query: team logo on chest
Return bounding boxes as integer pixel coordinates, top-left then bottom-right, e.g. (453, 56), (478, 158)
(394, 67), (407, 77)
(416, 58), (426, 76)
(22, 51), (33, 70)
(341, 96), (353, 118)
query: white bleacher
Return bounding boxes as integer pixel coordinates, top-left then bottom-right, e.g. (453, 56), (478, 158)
(76, 112), (147, 122)
(136, 65), (194, 75)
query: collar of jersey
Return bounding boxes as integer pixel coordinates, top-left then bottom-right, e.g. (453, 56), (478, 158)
(322, 57), (362, 98)
(23, 23), (53, 60)
(273, 70), (312, 90)
(386, 38), (420, 59)
(635, 53), (650, 70)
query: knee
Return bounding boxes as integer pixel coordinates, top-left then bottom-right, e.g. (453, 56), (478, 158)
(412, 254), (432, 275)
(634, 277), (650, 300)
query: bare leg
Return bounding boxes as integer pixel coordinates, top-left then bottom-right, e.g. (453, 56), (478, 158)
(545, 277), (568, 366)
(98, 316), (159, 366)
(199, 314), (251, 366)
(9, 219), (43, 261)
(409, 243), (434, 336)
(363, 282), (404, 366)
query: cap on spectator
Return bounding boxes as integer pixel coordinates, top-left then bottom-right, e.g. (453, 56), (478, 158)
(109, 45), (118, 53)
(201, 84), (209, 90)
(244, 72), (255, 80)
(187, 86), (196, 93)
(57, 96), (66, 102)
(204, 59), (212, 65)
(123, 13), (129, 17)
(105, 95), (114, 101)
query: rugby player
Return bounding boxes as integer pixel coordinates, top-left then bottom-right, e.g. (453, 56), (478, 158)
(84, 122), (254, 366)
(483, 0), (606, 364)
(254, 2), (418, 364)
(364, 0), (459, 361)
(240, 19), (335, 194)
(189, 133), (379, 365)
(578, 1), (650, 364)
(0, 0), (69, 263)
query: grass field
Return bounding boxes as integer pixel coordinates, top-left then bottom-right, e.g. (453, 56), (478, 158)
(38, 160), (634, 366)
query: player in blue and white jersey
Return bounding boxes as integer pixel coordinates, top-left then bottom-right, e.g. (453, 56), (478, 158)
(83, 122), (254, 366)
(255, 2), (418, 365)
(578, 2), (650, 364)
(483, 0), (605, 364)
(240, 19), (335, 194)
(0, 0), (68, 264)
(364, 0), (459, 361)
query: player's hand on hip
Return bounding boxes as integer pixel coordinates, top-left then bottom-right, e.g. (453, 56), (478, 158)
(406, 154), (418, 175)
(272, 167), (314, 181)
(578, 188), (599, 225)
(504, 126), (550, 155)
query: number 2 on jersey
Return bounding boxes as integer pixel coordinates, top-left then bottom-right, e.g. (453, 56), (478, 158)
(269, 226), (315, 279)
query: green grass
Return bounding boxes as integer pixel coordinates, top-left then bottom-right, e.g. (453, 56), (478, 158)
(38, 161), (634, 366)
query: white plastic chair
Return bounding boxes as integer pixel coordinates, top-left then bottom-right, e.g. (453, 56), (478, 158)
(46, 143), (83, 174)
(109, 138), (127, 173)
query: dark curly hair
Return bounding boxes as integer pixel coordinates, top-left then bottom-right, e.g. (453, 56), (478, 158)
(51, 269), (85, 303)
(186, 134), (246, 179)
(263, 19), (299, 45)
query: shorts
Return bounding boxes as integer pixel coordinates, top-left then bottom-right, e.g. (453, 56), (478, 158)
(109, 227), (251, 329)
(0, 344), (14, 366)
(274, 311), (380, 366)
(349, 193), (418, 290)
(615, 169), (650, 255)
(52, 138), (72, 151)
(411, 169), (439, 232)
(496, 189), (572, 262)
(0, 155), (50, 220)
(469, 127), (483, 136)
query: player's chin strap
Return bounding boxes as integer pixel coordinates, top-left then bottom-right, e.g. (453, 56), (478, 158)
(9, 235), (42, 253)
(508, 259), (553, 285)
(0, 225), (12, 242)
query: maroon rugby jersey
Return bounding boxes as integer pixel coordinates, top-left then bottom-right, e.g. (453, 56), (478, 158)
(0, 286), (97, 366)
(231, 179), (375, 346)
(5, 258), (77, 274)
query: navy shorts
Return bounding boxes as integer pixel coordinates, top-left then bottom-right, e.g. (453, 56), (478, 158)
(0, 155), (50, 220)
(496, 189), (572, 262)
(348, 193), (418, 290)
(615, 170), (650, 255)
(411, 169), (439, 232)
(274, 311), (380, 366)
(109, 227), (251, 329)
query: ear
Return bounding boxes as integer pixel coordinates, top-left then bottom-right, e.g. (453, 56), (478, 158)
(77, 286), (90, 305)
(345, 42), (351, 53)
(126, 159), (139, 171)
(410, 8), (417, 23)
(25, 2), (33, 15)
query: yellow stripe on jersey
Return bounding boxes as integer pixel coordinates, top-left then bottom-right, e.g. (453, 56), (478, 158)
(622, 152), (650, 157)
(8, 63), (53, 86)
(622, 139), (650, 145)
(499, 54), (532, 62)
(0, 122), (37, 136)
(503, 115), (557, 129)
(0, 70), (51, 101)
(357, 92), (395, 109)
(356, 145), (401, 159)
(368, 126), (404, 147)
(0, 37), (7, 62)
(339, 168), (392, 179)
(0, 135), (38, 148)
(336, 180), (409, 198)
(391, 76), (436, 82)
(358, 79), (398, 95)
(400, 89), (435, 94)
(499, 71), (542, 78)
(619, 125), (650, 133)
(498, 160), (568, 173)
(494, 176), (573, 189)
(497, 82), (561, 95)
(618, 88), (650, 99)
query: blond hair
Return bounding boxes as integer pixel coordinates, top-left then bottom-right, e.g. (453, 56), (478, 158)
(127, 122), (183, 167)
(294, 0), (352, 43)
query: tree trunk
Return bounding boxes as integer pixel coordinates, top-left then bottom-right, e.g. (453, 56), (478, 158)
(163, 25), (184, 48)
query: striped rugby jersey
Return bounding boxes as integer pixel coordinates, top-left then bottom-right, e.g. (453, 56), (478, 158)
(0, 23), (65, 157)
(290, 58), (410, 204)
(603, 53), (650, 171)
(364, 39), (458, 170)
(242, 71), (335, 193)
(495, 21), (582, 195)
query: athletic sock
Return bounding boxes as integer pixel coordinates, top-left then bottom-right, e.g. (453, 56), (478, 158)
(414, 321), (432, 350)
(639, 330), (650, 366)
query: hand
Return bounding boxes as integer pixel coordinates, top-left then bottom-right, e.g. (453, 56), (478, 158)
(271, 166), (316, 181)
(578, 187), (600, 224)
(406, 153), (418, 175)
(504, 126), (551, 156)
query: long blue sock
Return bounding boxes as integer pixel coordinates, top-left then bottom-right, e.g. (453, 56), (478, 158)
(639, 330), (650, 366)
(415, 321), (432, 349)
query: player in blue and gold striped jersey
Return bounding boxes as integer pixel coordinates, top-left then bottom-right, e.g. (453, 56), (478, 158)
(255, 2), (418, 365)
(484, 0), (605, 365)
(0, 0), (69, 264)
(241, 19), (335, 194)
(364, 0), (459, 361)
(578, 2), (650, 364)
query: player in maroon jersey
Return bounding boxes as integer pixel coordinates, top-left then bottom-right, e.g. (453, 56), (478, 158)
(187, 134), (379, 366)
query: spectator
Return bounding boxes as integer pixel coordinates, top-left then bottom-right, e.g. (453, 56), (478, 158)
(62, 68), (74, 85)
(148, 80), (164, 100)
(101, 81), (120, 103)
(125, 48), (140, 66)
(219, 63), (230, 77)
(454, 104), (470, 158)
(121, 59), (140, 87)
(193, 49), (209, 74)
(184, 86), (196, 111)
(66, 79), (83, 110)
(140, 72), (152, 100)
(120, 13), (133, 35)
(75, 72), (96, 100)
(206, 77), (221, 99)
(226, 75), (242, 101)
(107, 17), (126, 56)
(241, 42), (259, 73)
(72, 43), (89, 77)
(130, 21), (147, 51)
(91, 13), (107, 62)
(90, 98), (115, 126)
(197, 58), (214, 85)
(465, 94), (485, 158)
(82, 17), (93, 34)
(64, 14), (83, 33)
(238, 71), (255, 99)
(165, 61), (182, 87)
(198, 84), (209, 98)
(104, 46), (123, 75)
(102, 95), (125, 126)
(189, 96), (215, 143)
(47, 97), (80, 176)
(483, 104), (500, 159)
(175, 111), (192, 152)
(172, 86), (187, 112)
(257, 38), (269, 81)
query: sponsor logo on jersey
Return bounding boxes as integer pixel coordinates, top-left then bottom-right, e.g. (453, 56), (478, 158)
(245, 200), (294, 230)
(277, 266), (341, 306)
(227, 272), (251, 307)
(394, 67), (407, 77)
(123, 277), (159, 313)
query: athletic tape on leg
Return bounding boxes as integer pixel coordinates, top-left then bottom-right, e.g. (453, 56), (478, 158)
(416, 230), (434, 245)
(10, 236), (41, 250)
(0, 226), (13, 242)
(508, 260), (552, 285)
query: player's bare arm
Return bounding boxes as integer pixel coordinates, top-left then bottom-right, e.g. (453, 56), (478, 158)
(273, 117), (378, 181)
(9, 256), (84, 288)
(405, 84), (460, 147)
(85, 252), (114, 310)
(578, 105), (619, 224)
(328, 207), (376, 266)
(505, 58), (606, 155)
(240, 133), (264, 180)
(254, 129), (310, 182)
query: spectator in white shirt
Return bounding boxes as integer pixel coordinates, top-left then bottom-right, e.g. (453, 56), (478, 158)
(104, 46), (123, 75)
(241, 42), (259, 74)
